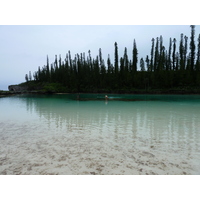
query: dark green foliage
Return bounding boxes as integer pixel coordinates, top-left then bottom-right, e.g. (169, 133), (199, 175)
(25, 25), (200, 93)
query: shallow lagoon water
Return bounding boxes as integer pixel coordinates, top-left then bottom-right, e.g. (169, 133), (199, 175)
(0, 94), (200, 175)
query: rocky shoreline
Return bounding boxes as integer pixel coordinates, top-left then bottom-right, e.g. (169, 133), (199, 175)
(1, 81), (200, 97)
(0, 90), (49, 98)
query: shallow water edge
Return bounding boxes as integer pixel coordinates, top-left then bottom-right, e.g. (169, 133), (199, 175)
(0, 94), (200, 175)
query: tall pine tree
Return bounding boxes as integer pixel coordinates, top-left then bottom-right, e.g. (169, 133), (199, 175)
(190, 25), (196, 71)
(179, 34), (185, 70)
(196, 34), (200, 71)
(114, 42), (119, 75)
(150, 38), (155, 71)
(184, 36), (188, 69)
(167, 38), (172, 71)
(172, 38), (176, 70)
(132, 39), (138, 72)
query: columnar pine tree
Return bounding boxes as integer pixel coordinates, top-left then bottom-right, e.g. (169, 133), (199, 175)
(184, 36), (188, 69)
(172, 38), (176, 70)
(190, 25), (196, 71)
(158, 35), (163, 71)
(59, 55), (62, 68)
(132, 39), (138, 72)
(114, 42), (119, 75)
(99, 48), (103, 68)
(179, 34), (185, 70)
(119, 57), (124, 86)
(140, 58), (145, 71)
(46, 55), (50, 80)
(145, 55), (150, 71)
(160, 46), (165, 71)
(25, 74), (28, 82)
(150, 38), (155, 71)
(167, 38), (172, 71)
(123, 47), (129, 73)
(29, 71), (32, 81)
(175, 52), (179, 71)
(68, 51), (72, 67)
(154, 37), (159, 71)
(107, 54), (111, 74)
(196, 34), (200, 71)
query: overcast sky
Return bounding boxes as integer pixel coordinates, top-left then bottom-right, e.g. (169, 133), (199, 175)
(1, 25), (200, 90)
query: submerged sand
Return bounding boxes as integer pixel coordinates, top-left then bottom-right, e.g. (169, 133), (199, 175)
(1, 96), (200, 175)
(0, 122), (199, 175)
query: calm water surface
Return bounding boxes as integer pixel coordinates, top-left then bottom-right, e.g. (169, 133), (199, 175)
(0, 94), (200, 174)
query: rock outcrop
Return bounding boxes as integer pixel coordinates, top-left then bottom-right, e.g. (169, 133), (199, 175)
(8, 85), (28, 92)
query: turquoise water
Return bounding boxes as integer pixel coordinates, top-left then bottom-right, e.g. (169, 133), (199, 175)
(0, 94), (200, 174)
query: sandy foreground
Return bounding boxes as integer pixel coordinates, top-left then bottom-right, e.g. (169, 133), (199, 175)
(0, 122), (199, 175)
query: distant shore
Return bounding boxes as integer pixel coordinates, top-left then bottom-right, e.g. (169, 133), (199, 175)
(2, 81), (199, 97)
(1, 90), (200, 98)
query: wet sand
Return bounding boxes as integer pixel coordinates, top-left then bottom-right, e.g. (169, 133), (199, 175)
(0, 122), (199, 175)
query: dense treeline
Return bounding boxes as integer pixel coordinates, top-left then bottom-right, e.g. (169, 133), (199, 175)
(25, 25), (200, 93)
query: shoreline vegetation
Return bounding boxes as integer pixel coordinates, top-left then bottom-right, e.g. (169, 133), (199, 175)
(2, 79), (200, 98)
(5, 26), (200, 95)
